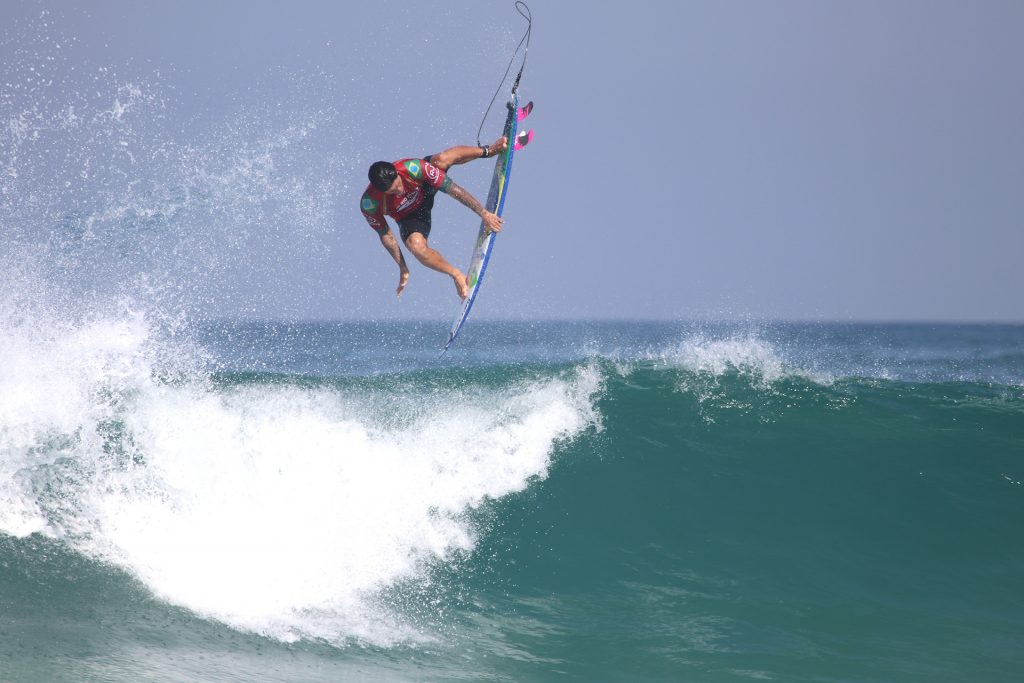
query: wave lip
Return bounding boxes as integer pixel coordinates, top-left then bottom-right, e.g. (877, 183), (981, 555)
(625, 334), (842, 424)
(664, 334), (829, 385)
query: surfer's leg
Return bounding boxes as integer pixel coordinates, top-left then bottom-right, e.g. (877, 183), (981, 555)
(403, 233), (468, 300)
(426, 137), (508, 171)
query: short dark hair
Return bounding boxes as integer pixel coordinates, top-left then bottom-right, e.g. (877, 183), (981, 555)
(368, 161), (397, 191)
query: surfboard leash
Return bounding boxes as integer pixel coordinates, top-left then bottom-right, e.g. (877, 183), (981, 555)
(476, 1), (532, 147)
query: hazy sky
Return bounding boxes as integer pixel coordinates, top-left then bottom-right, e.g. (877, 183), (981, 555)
(3, 0), (1023, 321)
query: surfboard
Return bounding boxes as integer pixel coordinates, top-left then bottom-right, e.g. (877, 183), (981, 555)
(443, 96), (533, 353)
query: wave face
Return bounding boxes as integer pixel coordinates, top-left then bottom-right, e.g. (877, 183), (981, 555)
(3, 319), (1024, 682)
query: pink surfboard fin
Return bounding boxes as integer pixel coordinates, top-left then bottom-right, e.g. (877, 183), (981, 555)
(517, 101), (534, 122)
(514, 129), (533, 151)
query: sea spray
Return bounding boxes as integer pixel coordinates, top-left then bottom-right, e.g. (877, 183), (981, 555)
(1, 11), (345, 322)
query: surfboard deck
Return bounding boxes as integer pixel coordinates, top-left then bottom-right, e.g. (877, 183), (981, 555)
(442, 97), (533, 353)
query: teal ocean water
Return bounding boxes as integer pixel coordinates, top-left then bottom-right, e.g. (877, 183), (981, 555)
(2, 320), (1022, 682)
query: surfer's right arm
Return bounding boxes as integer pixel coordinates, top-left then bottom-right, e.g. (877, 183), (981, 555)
(362, 196), (409, 296)
(377, 228), (411, 296)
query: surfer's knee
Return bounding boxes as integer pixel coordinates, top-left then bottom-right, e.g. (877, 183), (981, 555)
(427, 149), (455, 171)
(404, 233), (428, 255)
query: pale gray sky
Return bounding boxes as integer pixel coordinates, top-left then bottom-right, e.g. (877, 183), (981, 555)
(3, 0), (1022, 321)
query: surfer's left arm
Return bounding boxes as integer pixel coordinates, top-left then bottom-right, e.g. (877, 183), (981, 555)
(441, 177), (503, 233)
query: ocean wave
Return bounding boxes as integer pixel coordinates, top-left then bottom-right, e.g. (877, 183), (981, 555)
(0, 306), (603, 647)
(615, 334), (838, 424)
(593, 331), (1024, 427)
(652, 333), (832, 385)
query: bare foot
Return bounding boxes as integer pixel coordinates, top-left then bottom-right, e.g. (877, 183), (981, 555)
(452, 271), (469, 300)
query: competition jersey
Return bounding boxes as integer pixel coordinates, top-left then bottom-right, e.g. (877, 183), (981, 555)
(360, 158), (447, 233)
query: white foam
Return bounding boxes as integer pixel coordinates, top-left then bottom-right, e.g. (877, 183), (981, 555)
(96, 365), (598, 645)
(672, 336), (790, 384)
(0, 303), (602, 646)
(0, 301), (155, 538)
(657, 334), (831, 386)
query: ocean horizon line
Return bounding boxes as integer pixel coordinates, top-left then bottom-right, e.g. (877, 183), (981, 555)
(185, 316), (1024, 327)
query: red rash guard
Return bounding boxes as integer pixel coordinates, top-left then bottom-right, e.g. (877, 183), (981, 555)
(360, 158), (448, 233)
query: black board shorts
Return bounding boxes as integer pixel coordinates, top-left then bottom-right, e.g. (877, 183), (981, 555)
(398, 154), (438, 242)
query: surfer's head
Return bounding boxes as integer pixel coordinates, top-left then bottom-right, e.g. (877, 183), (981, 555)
(368, 161), (398, 192)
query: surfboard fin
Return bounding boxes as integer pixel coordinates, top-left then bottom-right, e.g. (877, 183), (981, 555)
(514, 129), (534, 151)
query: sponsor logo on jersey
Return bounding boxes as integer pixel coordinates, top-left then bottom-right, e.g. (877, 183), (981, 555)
(404, 160), (422, 179)
(426, 163), (439, 181)
(361, 196), (379, 213)
(396, 188), (422, 213)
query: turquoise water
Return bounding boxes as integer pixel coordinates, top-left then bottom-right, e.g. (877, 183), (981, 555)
(2, 320), (1022, 682)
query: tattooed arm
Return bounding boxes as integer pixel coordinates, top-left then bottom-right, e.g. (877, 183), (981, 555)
(441, 177), (503, 233)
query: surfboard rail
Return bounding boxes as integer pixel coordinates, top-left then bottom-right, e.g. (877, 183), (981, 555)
(442, 95), (527, 353)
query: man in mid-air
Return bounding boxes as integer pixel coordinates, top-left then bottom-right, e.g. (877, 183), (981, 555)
(360, 136), (507, 300)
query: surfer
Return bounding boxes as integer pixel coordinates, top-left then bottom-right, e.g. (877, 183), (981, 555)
(361, 138), (507, 300)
